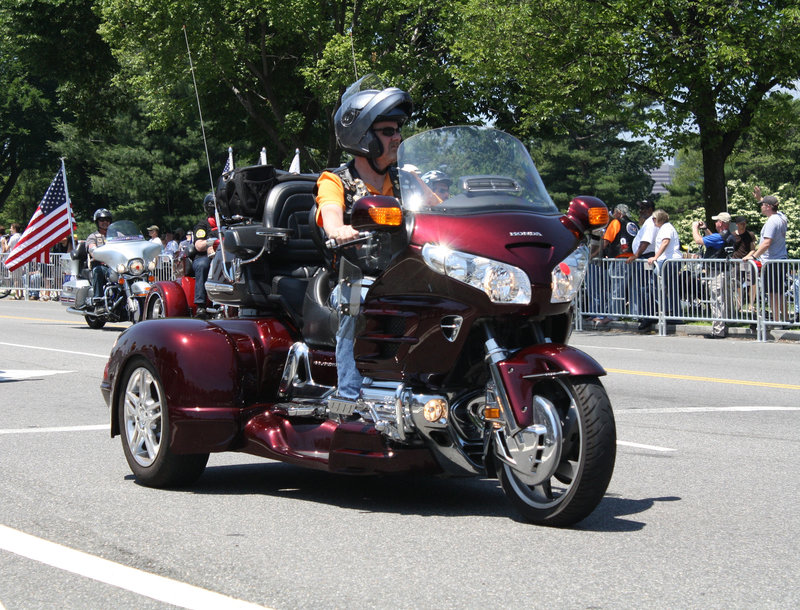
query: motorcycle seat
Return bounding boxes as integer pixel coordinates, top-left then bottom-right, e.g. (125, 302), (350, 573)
(208, 178), (325, 314)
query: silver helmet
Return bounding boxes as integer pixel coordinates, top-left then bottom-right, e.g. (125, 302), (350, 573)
(334, 75), (413, 159)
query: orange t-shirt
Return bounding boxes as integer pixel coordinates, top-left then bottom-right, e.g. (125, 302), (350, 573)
(315, 170), (395, 226)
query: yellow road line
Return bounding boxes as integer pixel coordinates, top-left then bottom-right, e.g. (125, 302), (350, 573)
(0, 314), (77, 324)
(606, 368), (800, 390)
(0, 314), (128, 328)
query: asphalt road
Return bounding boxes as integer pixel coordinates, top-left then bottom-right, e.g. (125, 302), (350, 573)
(1, 299), (799, 609)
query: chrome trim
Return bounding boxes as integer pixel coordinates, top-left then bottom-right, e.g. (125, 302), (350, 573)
(483, 336), (521, 436)
(522, 370), (569, 380)
(440, 315), (463, 342)
(279, 342), (332, 398)
(205, 281), (235, 294)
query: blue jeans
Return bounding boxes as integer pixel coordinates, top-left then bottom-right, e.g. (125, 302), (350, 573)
(91, 265), (109, 299)
(330, 283), (366, 400)
(192, 255), (211, 306)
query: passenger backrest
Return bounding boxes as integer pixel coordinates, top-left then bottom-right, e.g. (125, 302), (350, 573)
(262, 177), (323, 269)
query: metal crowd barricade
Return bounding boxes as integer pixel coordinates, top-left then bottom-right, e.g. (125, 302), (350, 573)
(0, 251), (178, 301)
(0, 253), (72, 301)
(575, 255), (794, 341)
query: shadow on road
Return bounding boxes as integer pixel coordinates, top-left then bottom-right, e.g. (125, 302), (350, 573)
(128, 461), (679, 529)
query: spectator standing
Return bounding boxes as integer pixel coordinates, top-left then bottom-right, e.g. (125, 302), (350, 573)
(647, 209), (683, 322)
(147, 225), (163, 248)
(691, 212), (735, 338)
(2, 223), (22, 253)
(584, 233), (606, 319)
(627, 200), (658, 330)
(163, 230), (179, 256)
(743, 189), (788, 322)
(596, 204), (638, 324)
(732, 215), (757, 313)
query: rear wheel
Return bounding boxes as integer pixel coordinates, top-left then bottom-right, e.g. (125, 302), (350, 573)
(118, 357), (208, 487)
(496, 376), (615, 527)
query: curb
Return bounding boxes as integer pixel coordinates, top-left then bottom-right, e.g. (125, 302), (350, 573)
(579, 318), (800, 342)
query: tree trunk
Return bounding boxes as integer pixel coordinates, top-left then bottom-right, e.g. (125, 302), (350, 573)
(700, 143), (728, 225)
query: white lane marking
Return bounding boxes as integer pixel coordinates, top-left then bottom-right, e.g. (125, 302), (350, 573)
(617, 440), (676, 452)
(0, 424), (107, 435)
(571, 343), (644, 352)
(615, 406), (800, 414)
(0, 341), (108, 359)
(0, 370), (74, 381)
(0, 525), (269, 610)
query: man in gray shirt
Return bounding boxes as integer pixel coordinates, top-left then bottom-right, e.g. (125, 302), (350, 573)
(743, 189), (788, 321)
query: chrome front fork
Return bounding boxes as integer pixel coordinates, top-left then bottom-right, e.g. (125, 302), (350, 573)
(482, 327), (563, 485)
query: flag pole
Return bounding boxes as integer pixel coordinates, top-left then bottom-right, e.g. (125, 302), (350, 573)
(60, 158), (76, 249)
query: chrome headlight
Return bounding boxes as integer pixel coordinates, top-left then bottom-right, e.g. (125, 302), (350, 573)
(551, 244), (589, 303)
(128, 258), (145, 275)
(422, 243), (531, 304)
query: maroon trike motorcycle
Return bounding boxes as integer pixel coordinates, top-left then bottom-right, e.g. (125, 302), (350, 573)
(101, 126), (615, 526)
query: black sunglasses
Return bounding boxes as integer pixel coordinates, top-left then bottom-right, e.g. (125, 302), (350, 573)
(374, 126), (402, 137)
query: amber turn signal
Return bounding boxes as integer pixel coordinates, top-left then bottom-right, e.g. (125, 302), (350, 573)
(368, 206), (403, 226)
(588, 207), (609, 227)
(484, 406), (501, 420)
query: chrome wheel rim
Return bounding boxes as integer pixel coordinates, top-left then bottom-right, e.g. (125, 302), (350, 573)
(123, 366), (163, 467)
(150, 294), (164, 319)
(501, 379), (583, 509)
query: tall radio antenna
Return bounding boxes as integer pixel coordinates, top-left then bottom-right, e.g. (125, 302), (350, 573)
(183, 25), (216, 196)
(183, 25), (233, 282)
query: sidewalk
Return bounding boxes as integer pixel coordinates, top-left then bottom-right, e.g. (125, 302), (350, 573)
(580, 317), (800, 342)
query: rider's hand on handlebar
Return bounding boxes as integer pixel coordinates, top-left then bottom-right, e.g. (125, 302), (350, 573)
(328, 225), (360, 244)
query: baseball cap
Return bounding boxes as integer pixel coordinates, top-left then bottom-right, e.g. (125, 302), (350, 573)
(733, 215), (747, 224)
(147, 225), (159, 232)
(760, 195), (779, 208)
(711, 212), (731, 222)
(637, 199), (655, 210)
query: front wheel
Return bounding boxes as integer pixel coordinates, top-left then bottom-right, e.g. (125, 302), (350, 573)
(118, 357), (208, 487)
(146, 293), (165, 319)
(496, 376), (615, 527)
(85, 315), (106, 329)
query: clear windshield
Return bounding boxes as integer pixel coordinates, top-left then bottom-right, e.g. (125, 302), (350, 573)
(397, 126), (558, 215)
(106, 220), (145, 242)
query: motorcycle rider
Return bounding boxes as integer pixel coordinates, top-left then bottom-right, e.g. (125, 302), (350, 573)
(86, 208), (112, 308)
(192, 194), (218, 319)
(422, 170), (452, 201)
(315, 79), (413, 400)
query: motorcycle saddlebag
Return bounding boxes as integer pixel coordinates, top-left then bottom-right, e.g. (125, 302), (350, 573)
(219, 165), (278, 220)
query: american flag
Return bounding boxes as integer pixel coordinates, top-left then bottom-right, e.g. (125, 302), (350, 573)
(222, 146), (234, 177)
(3, 164), (76, 272)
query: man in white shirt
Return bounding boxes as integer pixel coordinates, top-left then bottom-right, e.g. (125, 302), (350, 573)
(627, 200), (658, 330)
(147, 225), (163, 248)
(647, 209), (683, 323)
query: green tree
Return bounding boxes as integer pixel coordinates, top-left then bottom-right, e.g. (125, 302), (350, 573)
(453, 0), (800, 223)
(527, 113), (660, 209)
(97, 0), (474, 171)
(0, 0), (117, 208)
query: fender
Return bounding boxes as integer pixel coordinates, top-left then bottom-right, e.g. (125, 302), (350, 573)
(146, 280), (190, 318)
(496, 343), (606, 429)
(105, 317), (296, 453)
